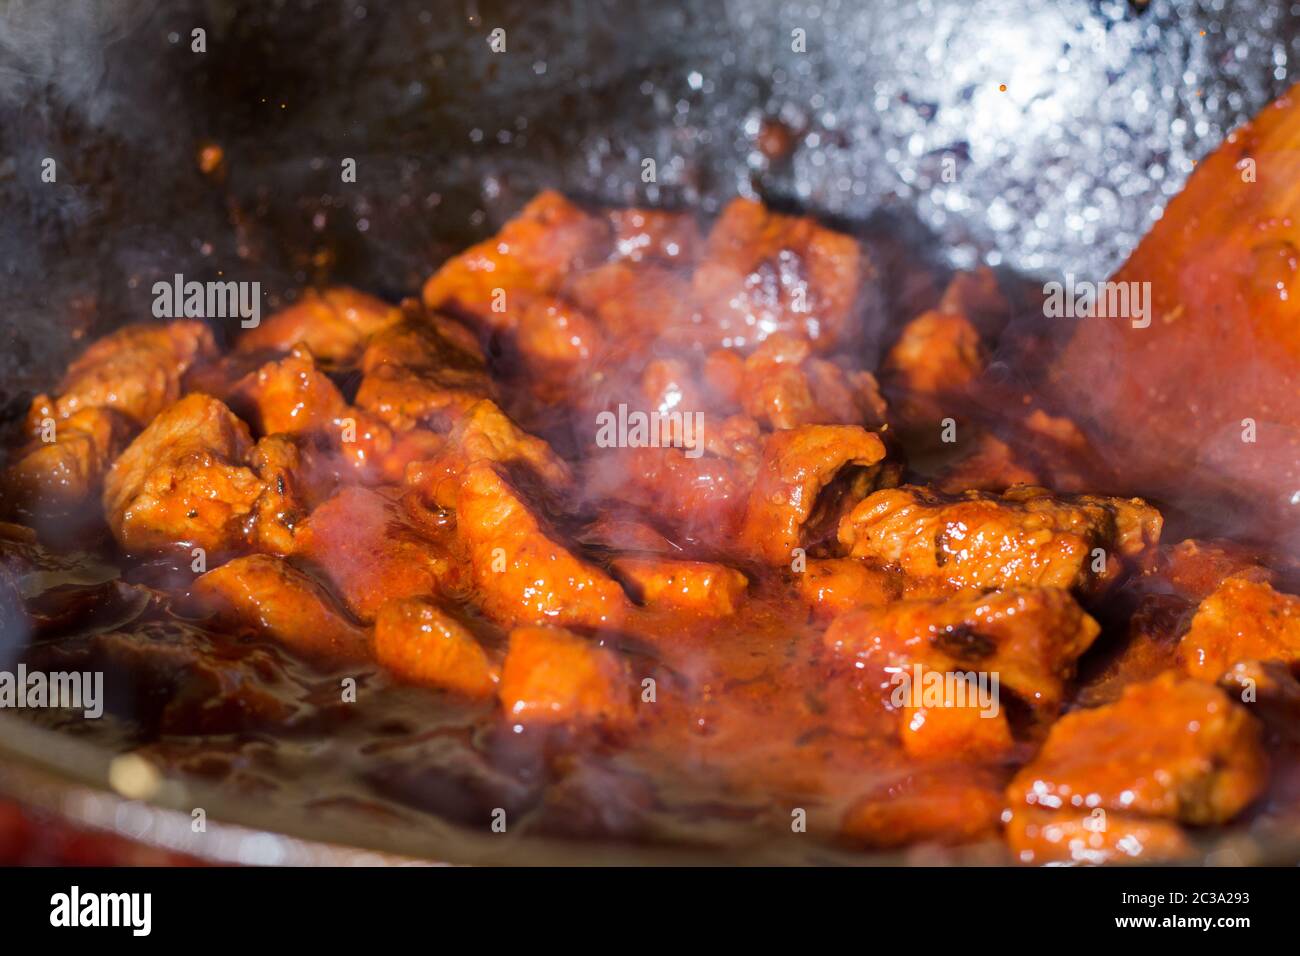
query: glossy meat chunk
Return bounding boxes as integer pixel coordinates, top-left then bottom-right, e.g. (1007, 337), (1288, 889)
(237, 286), (401, 363)
(824, 587), (1100, 714)
(423, 190), (610, 329)
(1161, 538), (1275, 601)
(236, 346), (349, 437)
(692, 197), (869, 352)
(796, 558), (903, 619)
(741, 424), (888, 563)
(611, 557), (748, 617)
(293, 486), (464, 623)
(40, 320), (216, 426)
(374, 597), (497, 696)
(1005, 807), (1191, 865)
(454, 463), (627, 628)
(884, 309), (984, 423)
(606, 207), (699, 264)
(841, 770), (1005, 849)
(498, 626), (633, 726)
(740, 333), (886, 430)
(1006, 672), (1266, 825)
(1178, 578), (1300, 680)
(193, 554), (369, 663)
(4, 408), (131, 511)
(102, 394), (263, 554)
(246, 434), (337, 555)
(838, 484), (1162, 593)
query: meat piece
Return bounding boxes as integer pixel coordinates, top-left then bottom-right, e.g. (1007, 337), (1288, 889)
(514, 296), (606, 384)
(373, 597), (497, 696)
(824, 587), (1100, 714)
(692, 198), (868, 352)
(498, 625), (633, 726)
(423, 191), (610, 329)
(406, 399), (572, 509)
(237, 286), (401, 363)
(102, 394), (263, 554)
(611, 557), (748, 617)
(740, 333), (886, 429)
(1005, 807), (1191, 865)
(246, 434), (337, 555)
(1160, 538), (1275, 601)
(455, 463), (627, 627)
(796, 558), (903, 619)
(193, 554), (369, 664)
(897, 671), (1014, 760)
(4, 408), (131, 511)
(841, 770), (1005, 849)
(838, 484), (1162, 593)
(355, 315), (494, 431)
(884, 310), (984, 424)
(569, 262), (698, 345)
(935, 433), (1041, 494)
(937, 267), (1007, 331)
(1179, 578), (1300, 680)
(1006, 672), (1267, 825)
(294, 486), (465, 623)
(235, 346), (349, 437)
(41, 320), (216, 426)
(606, 207), (699, 264)
(740, 425), (888, 563)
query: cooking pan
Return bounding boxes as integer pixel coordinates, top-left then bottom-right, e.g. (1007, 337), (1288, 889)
(2, 0), (1299, 864)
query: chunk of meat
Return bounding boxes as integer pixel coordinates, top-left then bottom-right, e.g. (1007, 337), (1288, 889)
(1160, 538), (1275, 601)
(824, 587), (1101, 714)
(935, 433), (1041, 494)
(374, 597), (497, 696)
(568, 262), (698, 345)
(1005, 807), (1191, 865)
(740, 333), (886, 429)
(193, 554), (369, 663)
(294, 486), (465, 623)
(838, 484), (1162, 593)
(237, 286), (401, 363)
(41, 320), (216, 426)
(884, 310), (985, 424)
(740, 425), (888, 563)
(1179, 578), (1300, 680)
(796, 558), (902, 619)
(611, 557), (748, 616)
(246, 434), (336, 555)
(606, 207), (699, 264)
(896, 665), (1014, 760)
(355, 316), (494, 431)
(4, 408), (131, 511)
(235, 346), (349, 437)
(406, 399), (572, 509)
(498, 626), (633, 726)
(841, 770), (1005, 849)
(423, 191), (611, 329)
(102, 394), (263, 554)
(937, 267), (1007, 331)
(1006, 672), (1266, 825)
(455, 463), (627, 628)
(692, 198), (869, 352)
(514, 296), (606, 384)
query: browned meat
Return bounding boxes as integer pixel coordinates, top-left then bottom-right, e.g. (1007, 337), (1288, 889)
(796, 558), (904, 619)
(740, 333), (886, 430)
(236, 346), (349, 437)
(1179, 577), (1300, 680)
(355, 314), (494, 431)
(605, 207), (699, 264)
(1160, 538), (1276, 601)
(102, 394), (263, 554)
(740, 424), (888, 563)
(245, 434), (338, 555)
(193, 553), (369, 663)
(454, 463), (627, 628)
(1006, 672), (1267, 826)
(884, 309), (985, 422)
(569, 261), (698, 346)
(1005, 807), (1191, 865)
(611, 557), (748, 617)
(293, 485), (465, 623)
(692, 198), (868, 352)
(824, 587), (1100, 715)
(841, 770), (1006, 849)
(498, 625), (633, 727)
(935, 433), (1041, 494)
(4, 408), (131, 511)
(838, 484), (1162, 593)
(237, 286), (401, 363)
(423, 190), (611, 329)
(37, 320), (216, 427)
(373, 597), (497, 696)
